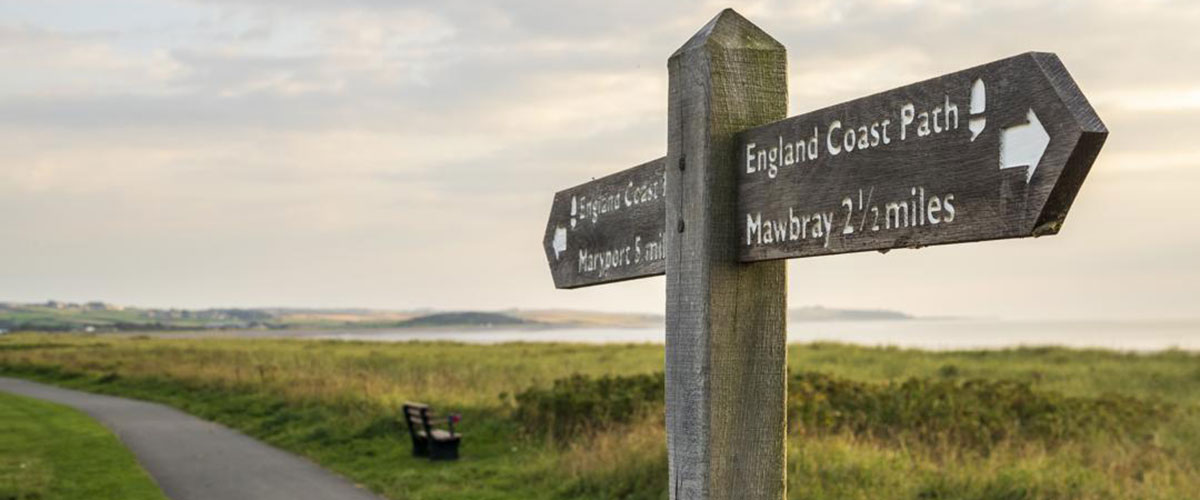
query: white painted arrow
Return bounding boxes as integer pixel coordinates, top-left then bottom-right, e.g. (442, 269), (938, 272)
(552, 226), (568, 260)
(1000, 108), (1051, 183)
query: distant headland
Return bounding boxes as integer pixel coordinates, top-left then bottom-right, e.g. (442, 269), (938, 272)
(0, 300), (916, 333)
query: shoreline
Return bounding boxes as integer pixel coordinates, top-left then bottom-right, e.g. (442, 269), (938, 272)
(80, 317), (1200, 353)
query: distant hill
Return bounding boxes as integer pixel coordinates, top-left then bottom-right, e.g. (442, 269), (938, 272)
(395, 312), (530, 328)
(509, 309), (662, 328)
(789, 306), (912, 322)
(0, 301), (914, 333)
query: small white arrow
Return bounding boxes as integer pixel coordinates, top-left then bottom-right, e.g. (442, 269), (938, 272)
(551, 226), (568, 260)
(1000, 108), (1050, 183)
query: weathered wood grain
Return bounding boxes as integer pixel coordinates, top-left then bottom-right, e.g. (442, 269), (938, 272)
(736, 52), (1107, 262)
(541, 10), (1109, 500)
(665, 9), (788, 500)
(542, 158), (666, 289)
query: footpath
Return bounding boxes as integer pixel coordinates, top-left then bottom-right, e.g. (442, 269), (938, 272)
(0, 377), (383, 500)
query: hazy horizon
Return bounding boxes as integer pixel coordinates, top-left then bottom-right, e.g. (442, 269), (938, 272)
(7, 299), (1200, 324)
(3, 1), (1199, 321)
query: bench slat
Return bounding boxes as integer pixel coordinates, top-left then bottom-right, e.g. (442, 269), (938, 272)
(417, 429), (458, 441)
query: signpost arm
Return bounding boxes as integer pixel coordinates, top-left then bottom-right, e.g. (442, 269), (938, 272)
(665, 9), (788, 500)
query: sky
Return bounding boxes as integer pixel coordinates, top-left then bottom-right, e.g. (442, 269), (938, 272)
(1, 0), (1198, 320)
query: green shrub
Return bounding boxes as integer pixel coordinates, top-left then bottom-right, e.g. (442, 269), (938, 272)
(789, 372), (1172, 453)
(517, 371), (1173, 454)
(937, 364), (961, 378)
(513, 372), (664, 440)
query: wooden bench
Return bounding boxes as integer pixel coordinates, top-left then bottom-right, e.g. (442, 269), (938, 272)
(402, 402), (461, 461)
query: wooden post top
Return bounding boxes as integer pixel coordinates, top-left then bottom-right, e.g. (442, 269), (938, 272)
(672, 9), (784, 58)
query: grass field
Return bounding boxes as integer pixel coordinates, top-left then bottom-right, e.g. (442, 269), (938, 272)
(0, 333), (1196, 499)
(0, 390), (167, 500)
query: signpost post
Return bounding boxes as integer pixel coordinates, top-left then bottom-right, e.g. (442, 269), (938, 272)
(542, 9), (1106, 500)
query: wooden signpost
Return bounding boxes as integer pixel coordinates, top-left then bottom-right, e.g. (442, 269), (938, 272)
(542, 9), (1106, 500)
(543, 157), (666, 289)
(737, 52), (1106, 262)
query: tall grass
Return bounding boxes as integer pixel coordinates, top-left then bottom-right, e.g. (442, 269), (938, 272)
(0, 336), (664, 409)
(515, 369), (1195, 499)
(1, 333), (1197, 500)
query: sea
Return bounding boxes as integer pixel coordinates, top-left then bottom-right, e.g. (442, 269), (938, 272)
(310, 318), (1200, 352)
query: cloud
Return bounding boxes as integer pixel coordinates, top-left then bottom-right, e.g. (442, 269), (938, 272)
(0, 26), (185, 96)
(0, 0), (1197, 318)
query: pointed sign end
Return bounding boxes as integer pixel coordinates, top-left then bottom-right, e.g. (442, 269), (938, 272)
(1029, 52), (1108, 135)
(1024, 52), (1108, 235)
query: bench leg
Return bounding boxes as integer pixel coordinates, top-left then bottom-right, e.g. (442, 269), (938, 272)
(429, 439), (459, 461)
(411, 436), (430, 457)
